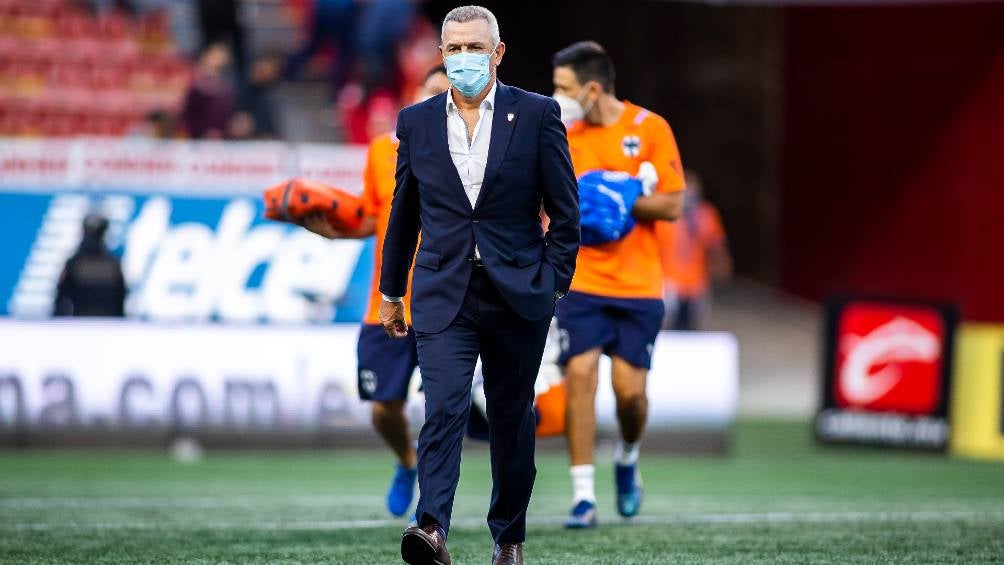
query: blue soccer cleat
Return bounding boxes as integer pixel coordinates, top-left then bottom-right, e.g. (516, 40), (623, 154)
(386, 464), (417, 517)
(564, 499), (598, 529)
(615, 462), (643, 518)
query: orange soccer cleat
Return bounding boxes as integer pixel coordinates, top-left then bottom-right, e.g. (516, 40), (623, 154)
(263, 178), (365, 232)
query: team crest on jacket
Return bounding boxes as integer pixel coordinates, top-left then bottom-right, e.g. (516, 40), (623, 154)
(621, 135), (641, 157)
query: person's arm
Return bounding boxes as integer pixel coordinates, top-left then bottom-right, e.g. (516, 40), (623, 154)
(113, 259), (127, 318)
(632, 117), (685, 221)
(300, 212), (376, 239)
(378, 111), (421, 336)
(703, 206), (733, 283)
(300, 139), (381, 239)
(632, 192), (683, 222)
(538, 98), (581, 295)
(53, 263), (73, 317)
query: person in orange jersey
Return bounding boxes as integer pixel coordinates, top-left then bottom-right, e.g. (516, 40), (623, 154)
(300, 65), (450, 520)
(656, 170), (732, 330)
(551, 41), (684, 528)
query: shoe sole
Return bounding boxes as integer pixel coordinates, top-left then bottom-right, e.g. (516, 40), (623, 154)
(401, 532), (447, 565)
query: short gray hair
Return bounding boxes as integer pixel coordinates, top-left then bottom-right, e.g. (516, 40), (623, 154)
(441, 5), (500, 46)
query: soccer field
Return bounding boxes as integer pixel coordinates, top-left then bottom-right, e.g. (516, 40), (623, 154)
(2, 421), (1002, 564)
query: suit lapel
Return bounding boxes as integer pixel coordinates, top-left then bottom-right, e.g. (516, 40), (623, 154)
(427, 94), (473, 213)
(475, 82), (516, 210)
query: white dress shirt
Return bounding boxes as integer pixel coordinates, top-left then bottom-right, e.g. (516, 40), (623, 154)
(447, 81), (496, 210)
(383, 83), (497, 304)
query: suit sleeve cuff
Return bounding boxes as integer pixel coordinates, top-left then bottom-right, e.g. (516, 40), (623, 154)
(381, 294), (404, 303)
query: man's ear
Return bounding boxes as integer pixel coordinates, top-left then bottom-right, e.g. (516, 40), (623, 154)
(493, 42), (506, 68)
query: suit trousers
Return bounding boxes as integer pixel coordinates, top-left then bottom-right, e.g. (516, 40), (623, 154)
(413, 265), (551, 543)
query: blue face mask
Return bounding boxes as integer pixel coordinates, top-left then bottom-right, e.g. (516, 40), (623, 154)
(445, 52), (492, 98)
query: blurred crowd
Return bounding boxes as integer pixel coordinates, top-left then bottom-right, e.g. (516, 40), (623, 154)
(0, 0), (440, 142)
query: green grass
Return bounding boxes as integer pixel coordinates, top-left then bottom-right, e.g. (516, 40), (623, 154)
(1, 421), (1003, 563)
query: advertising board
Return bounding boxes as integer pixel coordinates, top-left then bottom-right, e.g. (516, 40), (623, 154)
(815, 297), (957, 449)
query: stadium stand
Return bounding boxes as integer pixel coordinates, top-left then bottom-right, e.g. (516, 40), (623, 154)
(0, 0), (190, 137)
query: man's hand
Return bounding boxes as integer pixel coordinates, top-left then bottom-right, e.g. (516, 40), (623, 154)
(380, 299), (408, 338)
(300, 211), (341, 239)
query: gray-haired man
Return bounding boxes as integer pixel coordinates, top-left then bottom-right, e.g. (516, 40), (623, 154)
(388, 5), (580, 565)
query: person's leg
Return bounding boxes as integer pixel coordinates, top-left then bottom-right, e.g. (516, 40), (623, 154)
(477, 269), (551, 544)
(357, 325), (420, 516)
(673, 297), (695, 331)
(562, 347), (602, 527)
(610, 357), (648, 450)
(371, 399), (416, 467)
(565, 348), (602, 467)
(608, 297), (665, 517)
(412, 310), (479, 536)
(555, 292), (614, 527)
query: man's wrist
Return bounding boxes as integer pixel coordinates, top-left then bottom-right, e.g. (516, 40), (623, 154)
(382, 294), (404, 303)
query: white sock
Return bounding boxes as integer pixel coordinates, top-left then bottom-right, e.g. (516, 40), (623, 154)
(615, 440), (640, 466)
(570, 464), (596, 504)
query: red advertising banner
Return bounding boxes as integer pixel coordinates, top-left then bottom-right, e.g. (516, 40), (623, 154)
(816, 297), (957, 450)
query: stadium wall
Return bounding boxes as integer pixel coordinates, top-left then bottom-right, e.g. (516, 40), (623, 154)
(0, 138), (739, 448)
(779, 2), (1004, 322)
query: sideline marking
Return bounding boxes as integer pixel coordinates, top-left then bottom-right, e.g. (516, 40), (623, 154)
(6, 510), (1004, 531)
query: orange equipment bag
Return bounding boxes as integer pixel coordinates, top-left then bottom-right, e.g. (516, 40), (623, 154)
(535, 381), (567, 437)
(263, 178), (365, 232)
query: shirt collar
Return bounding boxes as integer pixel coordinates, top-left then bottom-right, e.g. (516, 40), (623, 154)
(446, 80), (497, 114)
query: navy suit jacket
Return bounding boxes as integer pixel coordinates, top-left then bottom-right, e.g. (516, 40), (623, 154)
(379, 82), (580, 334)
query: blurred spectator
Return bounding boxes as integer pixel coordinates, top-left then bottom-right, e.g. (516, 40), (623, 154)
(258, 0), (416, 142)
(195, 0), (248, 83)
(190, 0), (278, 138)
(657, 171), (732, 330)
(54, 213), (127, 318)
(181, 42), (238, 139)
(279, 0), (360, 96)
(355, 0), (415, 96)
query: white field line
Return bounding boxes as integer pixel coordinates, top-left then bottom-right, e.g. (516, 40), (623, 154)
(0, 495), (386, 509)
(4, 494), (1000, 509)
(5, 510), (1004, 531)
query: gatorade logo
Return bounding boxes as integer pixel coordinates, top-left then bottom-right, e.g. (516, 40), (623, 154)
(834, 303), (945, 415)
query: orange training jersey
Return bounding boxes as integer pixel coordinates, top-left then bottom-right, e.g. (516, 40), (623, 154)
(362, 132), (413, 325)
(567, 102), (685, 299)
(656, 201), (726, 297)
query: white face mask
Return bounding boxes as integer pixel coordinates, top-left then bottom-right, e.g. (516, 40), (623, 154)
(553, 89), (596, 127)
(553, 93), (584, 127)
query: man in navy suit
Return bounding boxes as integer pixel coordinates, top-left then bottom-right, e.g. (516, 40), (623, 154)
(379, 6), (579, 564)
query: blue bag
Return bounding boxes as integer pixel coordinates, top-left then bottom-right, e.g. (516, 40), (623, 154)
(577, 170), (644, 246)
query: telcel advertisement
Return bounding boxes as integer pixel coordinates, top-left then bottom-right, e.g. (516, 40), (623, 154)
(0, 138), (373, 323)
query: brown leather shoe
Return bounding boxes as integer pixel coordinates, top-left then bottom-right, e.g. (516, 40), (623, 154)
(492, 543), (524, 565)
(401, 524), (451, 565)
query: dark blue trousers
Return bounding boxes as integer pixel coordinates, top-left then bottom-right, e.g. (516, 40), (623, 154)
(414, 266), (551, 543)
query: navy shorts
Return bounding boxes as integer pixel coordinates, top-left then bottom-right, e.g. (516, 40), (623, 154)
(556, 290), (665, 369)
(356, 323), (420, 402)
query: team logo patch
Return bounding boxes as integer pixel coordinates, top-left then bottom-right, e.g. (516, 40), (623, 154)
(359, 369), (378, 396)
(621, 135), (641, 157)
(558, 328), (571, 353)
